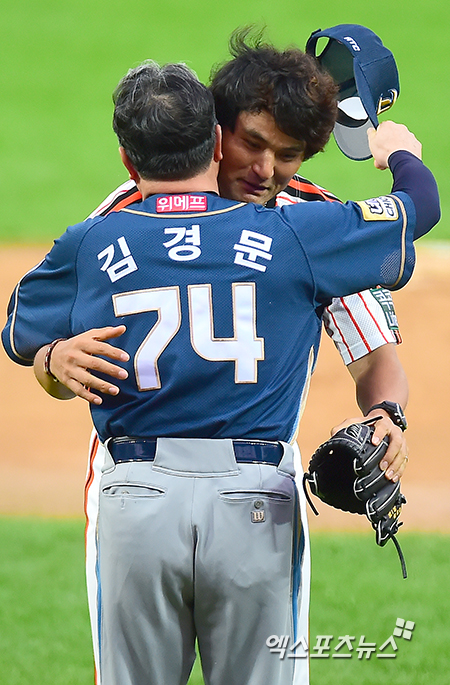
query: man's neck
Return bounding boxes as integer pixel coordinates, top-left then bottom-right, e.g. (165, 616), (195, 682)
(138, 169), (220, 200)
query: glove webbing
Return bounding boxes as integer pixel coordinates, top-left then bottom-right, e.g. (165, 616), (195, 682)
(302, 473), (408, 578)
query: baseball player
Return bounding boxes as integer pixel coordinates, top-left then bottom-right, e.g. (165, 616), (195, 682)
(39, 32), (410, 681)
(79, 28), (409, 453)
(2, 58), (439, 685)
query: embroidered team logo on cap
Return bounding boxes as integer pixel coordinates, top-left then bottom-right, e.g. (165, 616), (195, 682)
(156, 195), (208, 213)
(377, 89), (398, 116)
(356, 196), (399, 221)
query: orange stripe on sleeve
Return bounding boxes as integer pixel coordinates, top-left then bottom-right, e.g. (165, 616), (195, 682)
(106, 191), (142, 214)
(287, 177), (338, 201)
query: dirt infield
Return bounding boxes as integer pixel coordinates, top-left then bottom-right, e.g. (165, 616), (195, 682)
(1, 244), (449, 530)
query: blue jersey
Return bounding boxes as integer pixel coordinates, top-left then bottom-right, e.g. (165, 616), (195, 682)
(2, 191), (416, 442)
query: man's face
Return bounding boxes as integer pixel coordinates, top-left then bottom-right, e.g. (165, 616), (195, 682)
(218, 110), (305, 205)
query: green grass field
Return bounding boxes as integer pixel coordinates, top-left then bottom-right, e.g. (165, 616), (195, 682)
(1, 0), (449, 244)
(0, 518), (448, 684)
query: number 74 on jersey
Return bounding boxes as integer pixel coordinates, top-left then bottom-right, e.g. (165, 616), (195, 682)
(112, 282), (264, 390)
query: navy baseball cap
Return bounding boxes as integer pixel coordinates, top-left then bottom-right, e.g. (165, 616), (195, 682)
(306, 24), (399, 161)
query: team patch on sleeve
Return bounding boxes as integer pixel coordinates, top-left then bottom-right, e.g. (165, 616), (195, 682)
(356, 196), (399, 221)
(369, 287), (401, 339)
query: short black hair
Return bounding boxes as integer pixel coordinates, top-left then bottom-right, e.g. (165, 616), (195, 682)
(113, 61), (217, 181)
(210, 28), (339, 160)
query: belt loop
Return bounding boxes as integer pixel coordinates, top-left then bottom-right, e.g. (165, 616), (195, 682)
(276, 442), (296, 477)
(102, 438), (117, 473)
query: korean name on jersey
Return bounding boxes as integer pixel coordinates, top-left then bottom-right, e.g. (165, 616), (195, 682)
(3, 191), (415, 443)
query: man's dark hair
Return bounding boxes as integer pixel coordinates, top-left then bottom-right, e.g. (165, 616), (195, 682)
(210, 28), (339, 160)
(113, 61), (217, 181)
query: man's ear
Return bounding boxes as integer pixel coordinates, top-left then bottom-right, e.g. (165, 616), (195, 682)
(119, 147), (140, 182)
(213, 124), (223, 163)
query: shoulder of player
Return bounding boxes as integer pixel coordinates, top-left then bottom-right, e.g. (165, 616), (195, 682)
(274, 197), (342, 224)
(277, 192), (409, 224)
(275, 174), (341, 205)
(87, 180), (142, 218)
(52, 213), (113, 256)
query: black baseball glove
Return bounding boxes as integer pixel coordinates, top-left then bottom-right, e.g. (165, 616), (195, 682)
(303, 419), (407, 577)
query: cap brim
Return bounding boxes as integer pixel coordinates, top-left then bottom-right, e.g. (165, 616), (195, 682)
(316, 43), (376, 161)
(333, 118), (373, 161)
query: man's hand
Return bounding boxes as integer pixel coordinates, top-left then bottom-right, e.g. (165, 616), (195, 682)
(331, 411), (408, 483)
(37, 326), (129, 404)
(368, 121), (422, 170)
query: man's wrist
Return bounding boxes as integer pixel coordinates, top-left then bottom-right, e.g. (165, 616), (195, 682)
(365, 401), (407, 431)
(43, 338), (66, 382)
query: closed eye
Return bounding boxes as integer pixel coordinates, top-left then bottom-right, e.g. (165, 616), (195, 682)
(244, 138), (263, 151)
(278, 149), (303, 162)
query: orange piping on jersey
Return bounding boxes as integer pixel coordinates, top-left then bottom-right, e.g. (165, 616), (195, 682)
(106, 191), (142, 214)
(287, 178), (338, 201)
(84, 434), (99, 551)
(276, 195), (298, 205)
